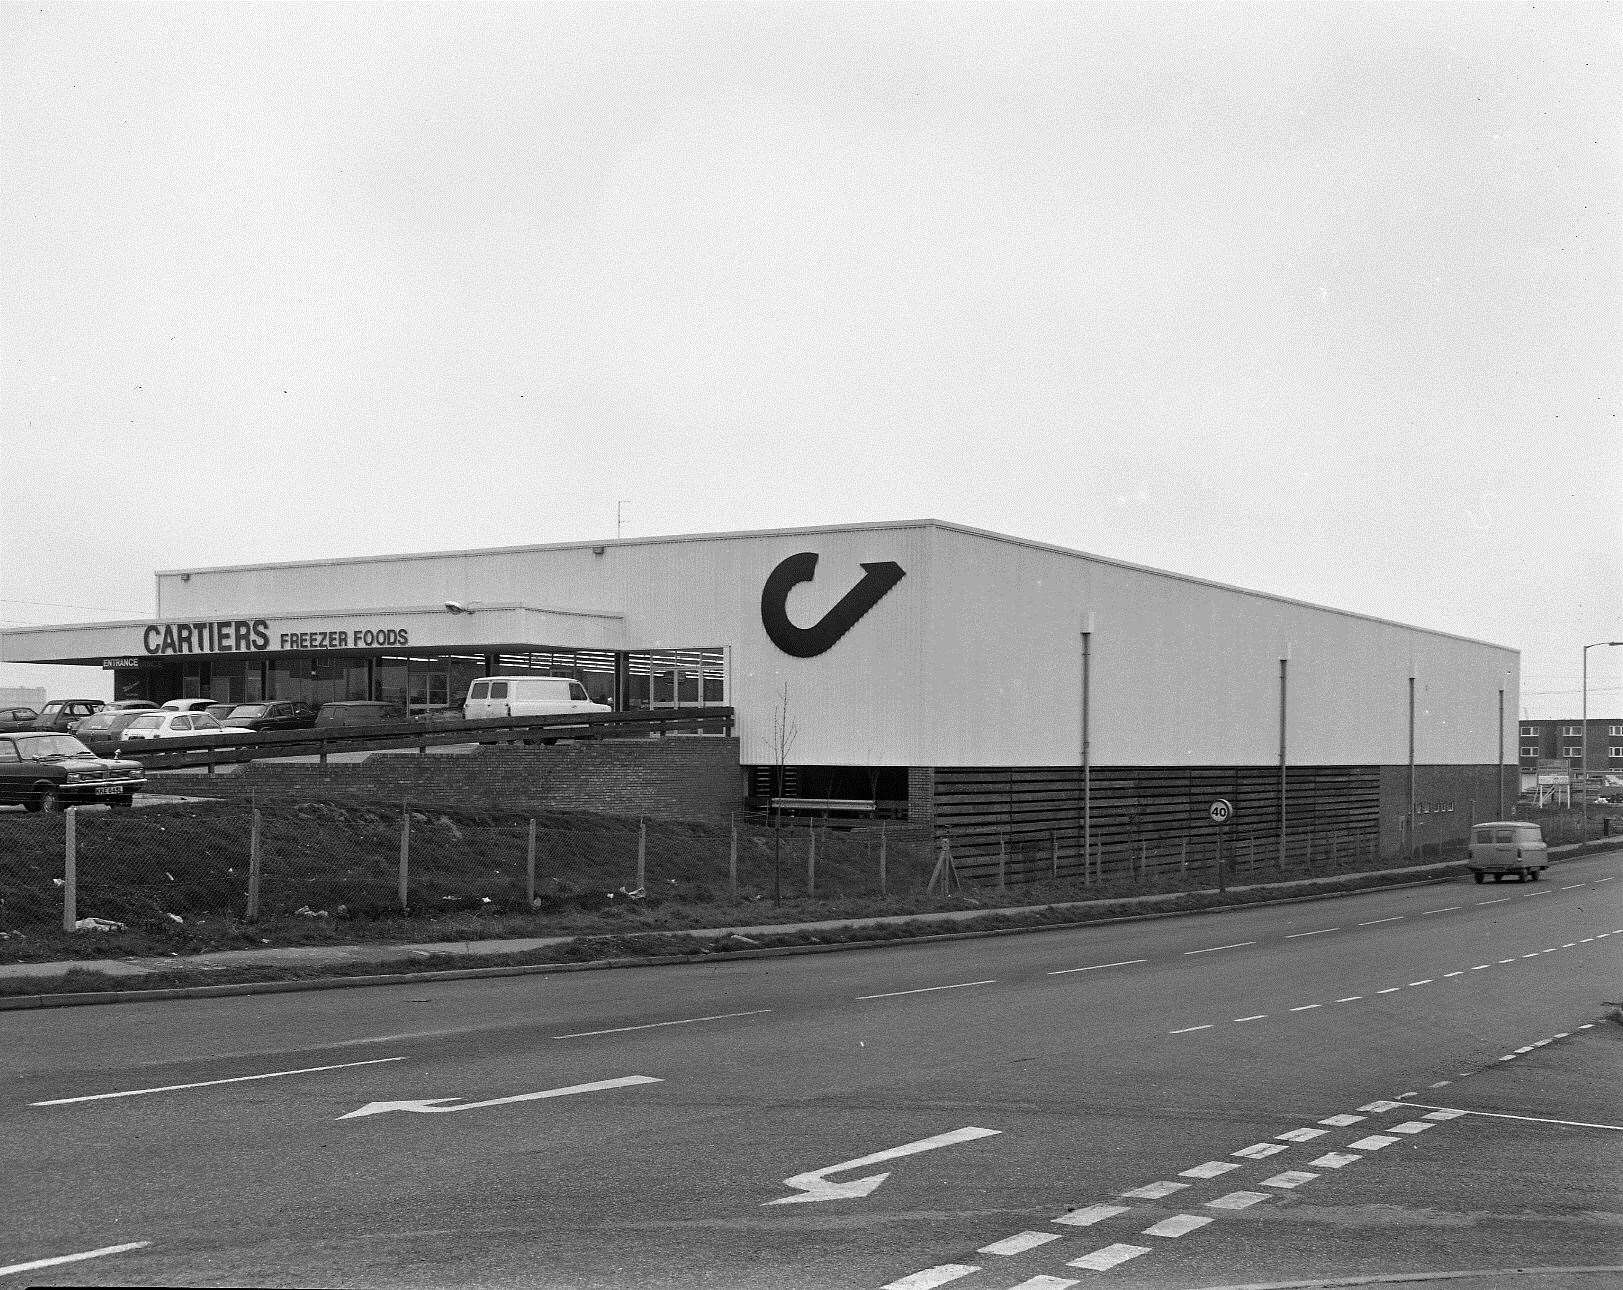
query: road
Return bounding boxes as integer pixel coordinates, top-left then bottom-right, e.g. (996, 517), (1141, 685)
(2, 853), (1620, 1289)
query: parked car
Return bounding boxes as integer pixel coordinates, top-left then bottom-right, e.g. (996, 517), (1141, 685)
(204, 702), (242, 723)
(1466, 821), (1549, 883)
(31, 700), (106, 732)
(0, 731), (145, 811)
(314, 701), (409, 728)
(105, 699), (160, 712)
(115, 711), (252, 742)
(159, 698), (220, 713)
(216, 700), (318, 732)
(74, 709), (172, 753)
(0, 706), (40, 732)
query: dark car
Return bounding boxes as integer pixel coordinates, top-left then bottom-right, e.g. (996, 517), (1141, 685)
(204, 702), (241, 723)
(105, 699), (160, 712)
(0, 732), (145, 812)
(74, 709), (168, 754)
(0, 706), (40, 732)
(31, 700), (106, 732)
(314, 701), (408, 728)
(218, 700), (318, 732)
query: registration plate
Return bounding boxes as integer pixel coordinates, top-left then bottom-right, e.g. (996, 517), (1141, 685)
(94, 785), (125, 796)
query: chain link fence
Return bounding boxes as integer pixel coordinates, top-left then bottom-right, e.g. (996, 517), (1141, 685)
(2, 795), (1615, 953)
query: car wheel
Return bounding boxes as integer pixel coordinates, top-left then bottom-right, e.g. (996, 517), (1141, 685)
(36, 787), (62, 814)
(1492, 872), (1504, 882)
(1472, 871), (1484, 884)
(1530, 868), (1540, 882)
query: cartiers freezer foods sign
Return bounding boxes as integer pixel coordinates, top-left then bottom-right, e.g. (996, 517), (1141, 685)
(138, 619), (411, 655)
(760, 553), (905, 658)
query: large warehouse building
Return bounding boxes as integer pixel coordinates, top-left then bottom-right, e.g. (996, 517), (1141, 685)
(1, 519), (1518, 866)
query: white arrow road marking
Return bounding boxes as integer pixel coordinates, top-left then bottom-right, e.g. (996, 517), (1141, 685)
(764, 1125), (1000, 1205)
(338, 1075), (660, 1119)
(0, 1242), (149, 1278)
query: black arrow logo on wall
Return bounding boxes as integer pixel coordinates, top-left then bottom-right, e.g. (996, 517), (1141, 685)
(760, 553), (906, 658)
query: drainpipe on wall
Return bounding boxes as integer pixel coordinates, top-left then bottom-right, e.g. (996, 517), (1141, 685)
(1408, 676), (1417, 860)
(1278, 649), (1289, 871)
(1497, 686), (1505, 820)
(1080, 614), (1093, 876)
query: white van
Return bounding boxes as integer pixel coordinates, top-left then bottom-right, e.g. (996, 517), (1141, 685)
(464, 676), (610, 721)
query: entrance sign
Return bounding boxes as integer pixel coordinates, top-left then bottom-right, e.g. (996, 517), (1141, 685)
(1209, 798), (1233, 824)
(760, 552), (905, 658)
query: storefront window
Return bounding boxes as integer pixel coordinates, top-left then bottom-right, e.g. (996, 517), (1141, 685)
(627, 647), (725, 709)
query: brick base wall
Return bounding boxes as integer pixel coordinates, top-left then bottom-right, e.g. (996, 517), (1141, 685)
(174, 738), (747, 822)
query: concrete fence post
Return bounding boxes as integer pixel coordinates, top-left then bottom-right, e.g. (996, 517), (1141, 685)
(729, 816), (738, 902)
(62, 807), (77, 932)
(806, 821), (816, 897)
(398, 802), (410, 914)
(636, 817), (647, 892)
(1181, 836), (1188, 877)
(246, 806), (262, 921)
(1050, 829), (1058, 881)
(879, 821), (888, 897)
(526, 818), (537, 905)
(1138, 840), (1146, 884)
(998, 836), (1007, 890)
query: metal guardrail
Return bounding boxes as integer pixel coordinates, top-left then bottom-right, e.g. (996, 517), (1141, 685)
(95, 707), (735, 772)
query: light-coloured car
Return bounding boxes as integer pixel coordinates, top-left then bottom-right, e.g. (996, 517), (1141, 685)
(116, 711), (253, 742)
(160, 698), (221, 713)
(1466, 821), (1549, 884)
(464, 676), (609, 720)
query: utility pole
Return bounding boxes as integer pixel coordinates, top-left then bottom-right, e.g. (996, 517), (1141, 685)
(616, 500), (630, 539)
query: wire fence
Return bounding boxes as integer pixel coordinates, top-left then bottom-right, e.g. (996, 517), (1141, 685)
(1, 796), (1615, 947)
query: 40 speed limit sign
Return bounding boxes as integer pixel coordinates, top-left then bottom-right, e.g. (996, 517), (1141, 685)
(1209, 798), (1233, 824)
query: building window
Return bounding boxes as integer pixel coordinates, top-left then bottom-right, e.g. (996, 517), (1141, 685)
(1610, 746), (1623, 759)
(1609, 725), (1623, 737)
(1520, 746), (1539, 758)
(1560, 725), (1581, 736)
(1521, 725), (1539, 736)
(1561, 744), (1583, 758)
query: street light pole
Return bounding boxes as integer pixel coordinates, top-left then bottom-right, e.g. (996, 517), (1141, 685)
(1580, 641), (1623, 846)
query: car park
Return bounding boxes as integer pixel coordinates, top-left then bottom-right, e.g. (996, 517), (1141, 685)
(217, 700), (318, 732)
(1466, 821), (1549, 883)
(0, 706), (40, 732)
(314, 701), (409, 728)
(0, 731), (145, 811)
(31, 699), (106, 732)
(116, 711), (252, 742)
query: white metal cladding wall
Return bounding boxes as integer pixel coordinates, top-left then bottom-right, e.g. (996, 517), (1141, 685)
(156, 525), (935, 767)
(923, 526), (1518, 768)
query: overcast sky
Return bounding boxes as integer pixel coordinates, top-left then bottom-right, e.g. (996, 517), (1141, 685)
(2, 2), (1619, 716)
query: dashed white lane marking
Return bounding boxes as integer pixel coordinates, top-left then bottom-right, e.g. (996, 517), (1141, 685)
(1290, 1004), (1323, 1012)
(1521, 953), (1542, 959)
(1234, 1014), (1268, 1022)
(1444, 971), (1465, 977)
(858, 980), (995, 1000)
(1122, 1180), (1189, 1199)
(882, 1265), (979, 1289)
(1286, 927), (1339, 938)
(1561, 884), (1585, 890)
(1358, 916), (1403, 926)
(1007, 1277), (1079, 1290)
(1260, 1170), (1318, 1188)
(1477, 898), (1510, 905)
(1400, 1102), (1623, 1132)
(1142, 1214), (1212, 1237)
(1207, 1191), (1271, 1210)
(1525, 889), (1551, 896)
(1347, 1134), (1401, 1151)
(1336, 995), (1364, 1002)
(1171, 1024), (1214, 1034)
(1056, 1204), (1129, 1227)
(1309, 1151), (1362, 1168)
(1068, 1244), (1150, 1271)
(1276, 1127), (1327, 1142)
(1471, 964), (1491, 970)
(1377, 987), (1402, 994)
(1562, 943), (1576, 948)
(30, 1057), (406, 1106)
(1180, 1160), (1242, 1179)
(1232, 1142), (1289, 1159)
(1185, 941), (1256, 955)
(1408, 979), (1433, 986)
(979, 1232), (1062, 1256)
(0, 1243), (150, 1279)
(553, 1009), (771, 1038)
(1497, 959), (1516, 964)
(1419, 906), (1461, 914)
(1048, 959), (1147, 975)
(1319, 1113), (1365, 1126)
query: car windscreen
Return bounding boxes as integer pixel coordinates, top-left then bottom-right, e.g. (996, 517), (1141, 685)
(127, 715), (163, 730)
(229, 705), (269, 718)
(15, 735), (96, 759)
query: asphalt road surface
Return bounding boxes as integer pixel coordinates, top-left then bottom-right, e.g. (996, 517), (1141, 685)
(3, 853), (1620, 1289)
